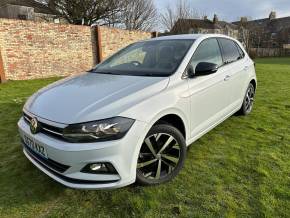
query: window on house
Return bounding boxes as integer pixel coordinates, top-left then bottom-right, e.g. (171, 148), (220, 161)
(271, 33), (277, 38)
(18, 15), (28, 20)
(54, 18), (60, 24)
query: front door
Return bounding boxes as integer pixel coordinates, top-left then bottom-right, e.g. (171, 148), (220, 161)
(186, 38), (232, 138)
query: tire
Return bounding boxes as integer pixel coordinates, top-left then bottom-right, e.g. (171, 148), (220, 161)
(136, 124), (186, 186)
(238, 83), (255, 115)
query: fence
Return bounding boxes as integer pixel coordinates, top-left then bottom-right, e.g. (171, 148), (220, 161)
(0, 18), (154, 82)
(250, 47), (290, 57)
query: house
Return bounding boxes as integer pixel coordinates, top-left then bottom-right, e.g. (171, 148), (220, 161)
(0, 0), (65, 23)
(171, 15), (240, 40)
(233, 12), (290, 48)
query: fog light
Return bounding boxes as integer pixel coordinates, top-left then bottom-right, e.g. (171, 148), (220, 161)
(81, 162), (118, 174)
(90, 163), (102, 171)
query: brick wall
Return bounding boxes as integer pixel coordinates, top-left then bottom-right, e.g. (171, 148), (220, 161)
(99, 26), (152, 59)
(0, 18), (94, 80)
(0, 18), (153, 81)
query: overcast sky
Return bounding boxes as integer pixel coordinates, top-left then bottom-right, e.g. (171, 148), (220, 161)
(154, 0), (290, 22)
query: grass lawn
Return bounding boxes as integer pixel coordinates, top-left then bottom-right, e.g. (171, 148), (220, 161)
(0, 57), (289, 217)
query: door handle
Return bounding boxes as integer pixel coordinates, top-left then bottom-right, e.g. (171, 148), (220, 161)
(244, 66), (249, 70)
(224, 75), (231, 81)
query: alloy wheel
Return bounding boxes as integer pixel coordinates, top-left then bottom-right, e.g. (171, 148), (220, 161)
(137, 133), (181, 180)
(245, 85), (255, 113)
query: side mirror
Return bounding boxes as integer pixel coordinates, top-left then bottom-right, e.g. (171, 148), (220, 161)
(195, 62), (218, 76)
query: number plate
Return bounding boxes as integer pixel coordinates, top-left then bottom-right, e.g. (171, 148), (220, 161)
(23, 134), (48, 159)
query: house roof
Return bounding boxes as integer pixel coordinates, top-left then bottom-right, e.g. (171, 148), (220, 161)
(233, 16), (290, 24)
(171, 18), (238, 32)
(232, 16), (290, 32)
(2, 0), (56, 15)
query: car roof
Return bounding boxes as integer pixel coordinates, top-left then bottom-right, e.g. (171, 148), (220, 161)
(145, 34), (235, 42)
(150, 34), (203, 40)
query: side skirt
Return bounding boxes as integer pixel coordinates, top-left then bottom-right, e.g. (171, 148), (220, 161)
(186, 106), (241, 146)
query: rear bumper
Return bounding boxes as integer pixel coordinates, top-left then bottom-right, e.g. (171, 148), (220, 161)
(18, 117), (148, 189)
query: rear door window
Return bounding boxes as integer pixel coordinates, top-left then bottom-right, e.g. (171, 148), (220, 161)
(218, 38), (241, 64)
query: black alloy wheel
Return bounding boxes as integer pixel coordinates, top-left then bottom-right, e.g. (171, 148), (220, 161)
(238, 83), (255, 115)
(136, 124), (186, 185)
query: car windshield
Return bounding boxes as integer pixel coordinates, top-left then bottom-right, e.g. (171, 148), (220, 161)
(91, 39), (195, 77)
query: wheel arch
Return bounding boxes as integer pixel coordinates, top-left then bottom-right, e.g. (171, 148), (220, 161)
(146, 109), (189, 141)
(250, 79), (257, 90)
(153, 114), (186, 139)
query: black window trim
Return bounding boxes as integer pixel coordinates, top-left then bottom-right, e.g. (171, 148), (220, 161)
(234, 41), (245, 59)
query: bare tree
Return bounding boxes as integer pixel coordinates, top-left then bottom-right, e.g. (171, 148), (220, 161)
(239, 27), (251, 51)
(160, 0), (201, 32)
(235, 17), (253, 51)
(278, 27), (290, 47)
(38, 0), (124, 26)
(37, 0), (157, 30)
(120, 0), (157, 31)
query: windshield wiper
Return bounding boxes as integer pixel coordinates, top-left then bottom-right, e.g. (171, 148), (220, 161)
(89, 70), (122, 75)
(89, 70), (168, 77)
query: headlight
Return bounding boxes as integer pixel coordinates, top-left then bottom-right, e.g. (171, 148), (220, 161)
(63, 117), (135, 143)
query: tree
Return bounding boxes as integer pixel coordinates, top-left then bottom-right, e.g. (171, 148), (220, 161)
(278, 27), (290, 48)
(39, 0), (124, 26)
(120, 0), (157, 31)
(240, 27), (251, 51)
(160, 0), (202, 32)
(37, 0), (157, 30)
(236, 17), (254, 51)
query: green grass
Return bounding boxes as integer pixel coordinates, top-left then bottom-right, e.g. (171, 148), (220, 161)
(0, 57), (289, 217)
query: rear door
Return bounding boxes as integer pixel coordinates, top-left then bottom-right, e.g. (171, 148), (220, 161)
(217, 38), (249, 109)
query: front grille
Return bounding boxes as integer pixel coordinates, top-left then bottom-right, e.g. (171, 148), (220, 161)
(23, 112), (64, 140)
(23, 141), (70, 173)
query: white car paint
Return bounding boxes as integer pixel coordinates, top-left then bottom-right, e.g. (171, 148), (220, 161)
(18, 34), (256, 189)
(25, 72), (169, 124)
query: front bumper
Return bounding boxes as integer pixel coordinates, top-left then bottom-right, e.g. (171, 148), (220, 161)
(18, 117), (148, 189)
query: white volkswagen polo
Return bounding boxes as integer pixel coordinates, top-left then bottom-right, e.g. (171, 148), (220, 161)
(18, 34), (257, 189)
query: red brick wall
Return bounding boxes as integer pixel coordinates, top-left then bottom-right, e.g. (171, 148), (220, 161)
(0, 18), (94, 80)
(0, 18), (154, 81)
(99, 26), (152, 59)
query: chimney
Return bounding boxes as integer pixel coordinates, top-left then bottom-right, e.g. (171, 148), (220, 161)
(48, 1), (56, 10)
(204, 16), (208, 21)
(240, 17), (248, 23)
(213, 14), (218, 23)
(269, 11), (276, 20)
